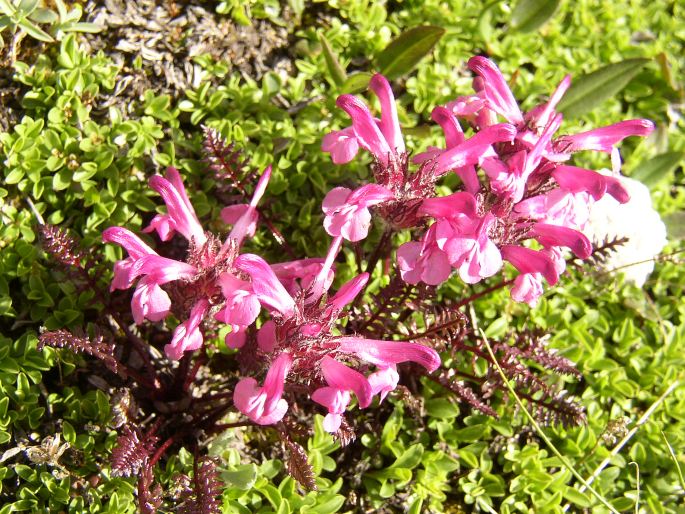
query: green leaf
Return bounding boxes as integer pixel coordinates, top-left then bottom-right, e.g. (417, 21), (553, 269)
(557, 58), (650, 118)
(17, 19), (54, 42)
(28, 7), (58, 24)
(563, 486), (592, 507)
(510, 0), (560, 33)
(390, 444), (424, 469)
(222, 464), (257, 490)
(375, 26), (445, 80)
(319, 33), (347, 86)
(630, 151), (684, 188)
(341, 72), (373, 94)
(664, 211), (685, 240)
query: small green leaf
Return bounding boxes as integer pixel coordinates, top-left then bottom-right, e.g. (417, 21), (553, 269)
(563, 486), (592, 507)
(17, 19), (54, 42)
(375, 25), (445, 80)
(28, 7), (58, 24)
(630, 151), (684, 188)
(557, 58), (650, 118)
(510, 0), (560, 33)
(341, 72), (373, 94)
(319, 33), (347, 86)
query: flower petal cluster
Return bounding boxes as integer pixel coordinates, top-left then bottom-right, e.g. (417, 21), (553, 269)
(324, 56), (654, 306)
(104, 166), (280, 359)
(234, 236), (441, 430)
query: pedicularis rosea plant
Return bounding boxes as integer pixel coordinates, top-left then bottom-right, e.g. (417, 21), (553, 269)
(39, 56), (654, 509)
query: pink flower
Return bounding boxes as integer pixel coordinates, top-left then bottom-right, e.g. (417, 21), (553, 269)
(144, 167), (206, 245)
(442, 213), (503, 284)
(337, 337), (441, 372)
(234, 254), (296, 318)
(322, 184), (395, 242)
(467, 56), (523, 125)
(321, 127), (360, 164)
(368, 366), (399, 402)
(555, 119), (655, 155)
(214, 273), (261, 349)
(234, 352), (293, 425)
(312, 356), (373, 432)
(102, 227), (157, 290)
(500, 245), (559, 286)
(510, 273), (545, 306)
(551, 166), (630, 203)
(396, 231), (452, 286)
(329, 74), (405, 168)
(529, 223), (592, 259)
(271, 258), (329, 296)
(165, 299), (210, 360)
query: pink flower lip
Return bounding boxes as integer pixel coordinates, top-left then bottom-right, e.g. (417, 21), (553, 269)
(320, 356), (373, 409)
(234, 352), (293, 425)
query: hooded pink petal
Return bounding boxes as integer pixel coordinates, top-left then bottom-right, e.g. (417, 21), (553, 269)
(419, 192), (478, 219)
(500, 245), (559, 285)
(369, 74), (405, 154)
(215, 273), (261, 327)
(556, 119), (654, 154)
(320, 356), (373, 409)
(328, 273), (369, 311)
(257, 320), (277, 352)
(336, 94), (392, 165)
(235, 254), (296, 318)
(467, 56), (523, 124)
(530, 223), (592, 259)
(337, 337), (441, 372)
(165, 299), (209, 360)
(129, 254), (197, 285)
(103, 227), (157, 259)
(148, 174), (206, 245)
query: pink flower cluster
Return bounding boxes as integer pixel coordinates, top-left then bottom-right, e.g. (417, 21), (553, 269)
(104, 169), (439, 432)
(322, 57), (654, 306)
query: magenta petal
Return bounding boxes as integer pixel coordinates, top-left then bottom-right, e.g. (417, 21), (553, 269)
(467, 56), (523, 124)
(165, 167), (195, 215)
(347, 184), (395, 207)
(250, 166), (272, 208)
(217, 273), (260, 327)
(320, 356), (373, 408)
(221, 204), (251, 226)
(396, 241), (423, 285)
(322, 187), (352, 214)
(422, 249), (452, 286)
(261, 353), (293, 414)
(510, 273), (544, 306)
(603, 176), (630, 203)
(419, 192), (478, 219)
(328, 273), (369, 310)
(369, 74), (405, 154)
(235, 254), (296, 317)
(336, 94), (392, 165)
(257, 320), (277, 352)
(102, 227), (156, 259)
(431, 106), (465, 148)
(531, 223), (592, 259)
(131, 279), (171, 324)
(340, 207), (372, 242)
(164, 299), (209, 360)
(552, 165), (608, 200)
(557, 119), (655, 153)
(129, 254), (197, 284)
(148, 174), (206, 245)
(322, 128), (360, 164)
(337, 337), (441, 372)
(142, 214), (176, 241)
(501, 245), (559, 285)
(433, 123), (516, 176)
(225, 326), (247, 349)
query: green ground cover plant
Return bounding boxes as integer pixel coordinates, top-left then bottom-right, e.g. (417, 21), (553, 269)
(0, 0), (684, 513)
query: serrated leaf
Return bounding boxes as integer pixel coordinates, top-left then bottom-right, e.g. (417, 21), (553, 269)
(319, 33), (346, 87)
(375, 25), (445, 80)
(510, 0), (560, 33)
(341, 72), (373, 94)
(630, 151), (684, 188)
(557, 58), (649, 118)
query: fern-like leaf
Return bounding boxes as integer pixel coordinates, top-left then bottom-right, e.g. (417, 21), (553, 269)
(179, 456), (222, 514)
(111, 425), (159, 478)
